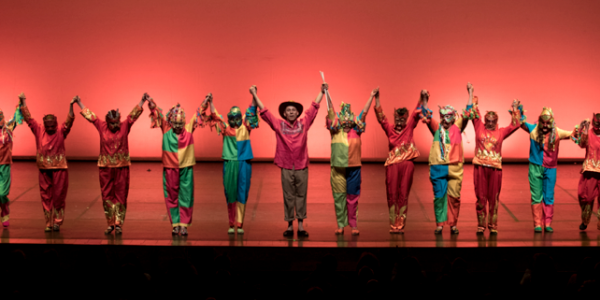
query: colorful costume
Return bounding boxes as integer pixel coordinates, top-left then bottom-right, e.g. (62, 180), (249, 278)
(149, 102), (204, 228)
(0, 105), (23, 227)
(425, 105), (467, 228)
(374, 102), (422, 231)
(464, 97), (521, 232)
(326, 102), (367, 229)
(21, 105), (74, 229)
(522, 107), (574, 229)
(572, 114), (600, 229)
(260, 101), (320, 222)
(80, 105), (143, 228)
(208, 104), (259, 228)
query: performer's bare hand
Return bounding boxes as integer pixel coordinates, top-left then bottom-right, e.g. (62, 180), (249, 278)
(511, 99), (521, 111)
(249, 85), (258, 95)
(467, 82), (474, 94)
(18, 92), (26, 104)
(581, 119), (590, 132)
(420, 89), (430, 100)
(321, 82), (329, 93)
(70, 95), (80, 105)
(142, 93), (150, 102)
(371, 87), (380, 97)
(148, 98), (156, 109)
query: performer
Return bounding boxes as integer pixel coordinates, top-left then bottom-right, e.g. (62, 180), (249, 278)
(148, 94), (208, 236)
(206, 87), (259, 234)
(572, 114), (600, 231)
(374, 89), (426, 234)
(324, 87), (375, 235)
(20, 94), (77, 232)
(422, 89), (468, 234)
(0, 94), (24, 228)
(76, 94), (146, 234)
(521, 106), (574, 232)
(463, 83), (522, 234)
(256, 83), (325, 237)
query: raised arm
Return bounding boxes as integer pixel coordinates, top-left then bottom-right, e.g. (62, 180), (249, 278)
(315, 82), (328, 104)
(61, 96), (77, 138)
(360, 87), (377, 120)
(250, 85), (264, 110)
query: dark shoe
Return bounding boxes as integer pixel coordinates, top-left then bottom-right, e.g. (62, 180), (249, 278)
(579, 223), (587, 230)
(115, 225), (122, 235)
(434, 227), (443, 235)
(104, 226), (115, 234)
(172, 226), (180, 236)
(283, 230), (294, 237)
(53, 224), (60, 232)
(450, 227), (459, 234)
(180, 227), (188, 236)
(297, 230), (309, 237)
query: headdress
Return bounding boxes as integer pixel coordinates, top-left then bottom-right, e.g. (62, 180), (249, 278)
(106, 109), (121, 120)
(338, 102), (356, 128)
(439, 105), (457, 123)
(593, 113), (600, 130)
(167, 103), (185, 126)
(537, 107), (557, 151)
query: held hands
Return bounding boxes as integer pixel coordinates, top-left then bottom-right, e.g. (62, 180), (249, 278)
(321, 82), (329, 94)
(70, 95), (80, 105)
(371, 87), (380, 98)
(249, 85), (258, 96)
(18, 92), (26, 105)
(420, 89), (430, 101)
(511, 99), (521, 111)
(580, 119), (590, 132)
(142, 92), (150, 102)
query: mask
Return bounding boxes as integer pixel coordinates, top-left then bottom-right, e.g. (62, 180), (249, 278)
(339, 102), (356, 128)
(227, 106), (243, 127)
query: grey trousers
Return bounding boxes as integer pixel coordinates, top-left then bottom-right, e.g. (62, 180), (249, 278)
(281, 167), (308, 221)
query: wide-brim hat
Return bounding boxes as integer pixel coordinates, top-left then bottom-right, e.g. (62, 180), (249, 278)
(278, 101), (304, 119)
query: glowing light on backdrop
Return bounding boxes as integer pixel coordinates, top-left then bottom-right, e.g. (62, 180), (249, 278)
(1, 0), (599, 161)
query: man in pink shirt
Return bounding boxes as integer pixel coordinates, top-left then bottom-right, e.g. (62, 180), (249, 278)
(253, 83), (326, 237)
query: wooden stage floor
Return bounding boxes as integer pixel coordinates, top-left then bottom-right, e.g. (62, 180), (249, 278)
(1, 161), (598, 248)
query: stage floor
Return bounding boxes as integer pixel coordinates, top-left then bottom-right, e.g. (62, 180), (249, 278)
(1, 161), (598, 248)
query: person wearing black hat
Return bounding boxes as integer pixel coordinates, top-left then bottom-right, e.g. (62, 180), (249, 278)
(253, 83), (327, 237)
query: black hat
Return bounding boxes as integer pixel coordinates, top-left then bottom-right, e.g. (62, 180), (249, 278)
(278, 101), (304, 119)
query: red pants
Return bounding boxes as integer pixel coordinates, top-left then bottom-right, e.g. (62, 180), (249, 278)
(474, 165), (502, 230)
(99, 167), (130, 227)
(385, 160), (414, 230)
(578, 171), (600, 228)
(39, 169), (68, 227)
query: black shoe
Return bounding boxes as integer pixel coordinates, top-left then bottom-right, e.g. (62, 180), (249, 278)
(172, 226), (180, 236)
(180, 227), (188, 236)
(579, 223), (588, 230)
(297, 230), (309, 237)
(53, 224), (60, 232)
(283, 229), (294, 237)
(115, 225), (122, 235)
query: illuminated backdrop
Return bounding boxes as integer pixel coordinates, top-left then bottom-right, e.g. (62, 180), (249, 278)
(1, 0), (599, 161)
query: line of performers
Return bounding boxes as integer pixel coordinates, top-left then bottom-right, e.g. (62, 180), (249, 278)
(0, 82), (599, 237)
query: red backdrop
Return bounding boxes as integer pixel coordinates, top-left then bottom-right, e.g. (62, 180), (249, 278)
(1, 0), (599, 161)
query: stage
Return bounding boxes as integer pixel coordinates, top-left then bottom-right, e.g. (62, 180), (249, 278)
(1, 161), (597, 248)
